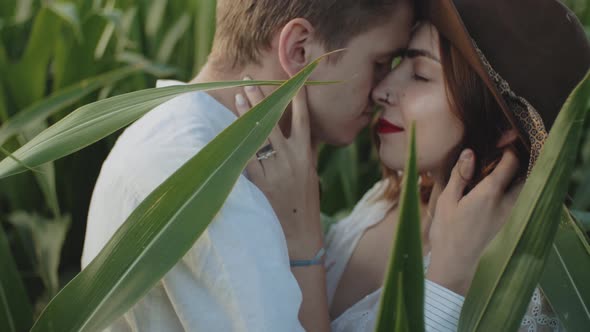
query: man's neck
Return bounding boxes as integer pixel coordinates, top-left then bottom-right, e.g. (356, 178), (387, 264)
(191, 60), (321, 166)
(190, 62), (251, 117)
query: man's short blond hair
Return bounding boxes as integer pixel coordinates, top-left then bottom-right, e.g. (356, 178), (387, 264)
(210, 0), (404, 69)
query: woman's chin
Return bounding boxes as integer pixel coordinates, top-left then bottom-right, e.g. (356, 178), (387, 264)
(378, 150), (405, 171)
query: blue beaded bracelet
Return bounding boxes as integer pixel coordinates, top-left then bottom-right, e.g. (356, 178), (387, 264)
(290, 248), (326, 267)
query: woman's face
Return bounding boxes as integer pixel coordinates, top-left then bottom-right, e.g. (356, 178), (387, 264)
(373, 23), (464, 178)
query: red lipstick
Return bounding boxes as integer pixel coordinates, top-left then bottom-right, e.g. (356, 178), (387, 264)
(377, 118), (404, 134)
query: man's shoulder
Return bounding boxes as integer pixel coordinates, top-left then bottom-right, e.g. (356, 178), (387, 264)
(92, 88), (233, 205)
(120, 90), (220, 151)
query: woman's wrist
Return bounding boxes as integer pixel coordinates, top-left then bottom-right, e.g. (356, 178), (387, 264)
(426, 254), (476, 296)
(286, 231), (324, 261)
(290, 247), (325, 267)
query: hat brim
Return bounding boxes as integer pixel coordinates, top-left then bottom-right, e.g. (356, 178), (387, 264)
(420, 0), (530, 148)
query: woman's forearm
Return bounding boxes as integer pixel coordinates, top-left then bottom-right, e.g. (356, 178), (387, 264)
(291, 265), (331, 332)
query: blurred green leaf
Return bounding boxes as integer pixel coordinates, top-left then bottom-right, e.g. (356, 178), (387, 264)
(0, 226), (33, 332)
(13, 0), (34, 25)
(571, 209), (590, 232)
(0, 66), (141, 147)
(47, 2), (82, 42)
(194, 0), (216, 74)
(0, 39), (6, 66)
(53, 13), (107, 90)
(458, 70), (590, 331)
(540, 209), (590, 331)
(338, 143), (360, 207)
(116, 52), (178, 77)
(94, 10), (118, 60)
(144, 0), (167, 40)
(157, 13), (191, 63)
(4, 7), (61, 109)
(8, 212), (71, 298)
(0, 81), (8, 123)
(114, 7), (138, 54)
(30, 56), (322, 332)
(573, 171), (590, 210)
(19, 122), (61, 218)
(375, 123), (424, 332)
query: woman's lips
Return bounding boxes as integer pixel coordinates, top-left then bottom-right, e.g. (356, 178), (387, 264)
(377, 118), (404, 134)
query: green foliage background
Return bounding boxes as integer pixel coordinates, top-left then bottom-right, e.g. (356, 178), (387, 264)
(0, 0), (588, 321)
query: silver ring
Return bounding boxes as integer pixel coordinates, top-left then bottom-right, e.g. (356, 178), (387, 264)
(256, 143), (276, 161)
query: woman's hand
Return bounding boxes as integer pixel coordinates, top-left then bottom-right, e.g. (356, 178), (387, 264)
(234, 82), (323, 260)
(427, 149), (522, 295)
(235, 81), (330, 332)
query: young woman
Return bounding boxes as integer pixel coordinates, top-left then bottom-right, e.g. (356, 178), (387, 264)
(236, 0), (590, 331)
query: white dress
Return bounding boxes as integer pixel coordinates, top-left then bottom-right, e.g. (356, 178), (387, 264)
(324, 180), (563, 332)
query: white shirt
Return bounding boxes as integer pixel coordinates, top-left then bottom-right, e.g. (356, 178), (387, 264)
(324, 179), (562, 332)
(82, 80), (304, 332)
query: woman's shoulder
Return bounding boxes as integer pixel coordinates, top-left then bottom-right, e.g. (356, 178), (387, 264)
(354, 178), (393, 211)
(328, 179), (394, 233)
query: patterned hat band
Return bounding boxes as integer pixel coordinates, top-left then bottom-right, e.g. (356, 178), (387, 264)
(472, 40), (549, 176)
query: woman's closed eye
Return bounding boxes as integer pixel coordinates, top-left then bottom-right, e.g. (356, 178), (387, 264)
(413, 72), (429, 82)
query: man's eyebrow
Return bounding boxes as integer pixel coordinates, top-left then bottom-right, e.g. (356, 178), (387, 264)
(375, 48), (406, 59)
(391, 48), (406, 58)
(405, 48), (440, 63)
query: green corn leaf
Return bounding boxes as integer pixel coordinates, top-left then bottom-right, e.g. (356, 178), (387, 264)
(156, 13), (191, 63)
(539, 208), (590, 331)
(8, 212), (71, 298)
(47, 2), (82, 42)
(571, 209), (590, 231)
(0, 80), (8, 123)
(573, 171), (590, 210)
(0, 79), (282, 179)
(458, 70), (590, 331)
(375, 123), (424, 332)
(0, 226), (33, 332)
(338, 143), (360, 208)
(4, 7), (61, 109)
(116, 52), (178, 77)
(30, 57), (322, 332)
(193, 0), (216, 74)
(0, 38), (6, 67)
(18, 122), (61, 218)
(144, 0), (167, 40)
(0, 66), (140, 147)
(394, 275), (409, 332)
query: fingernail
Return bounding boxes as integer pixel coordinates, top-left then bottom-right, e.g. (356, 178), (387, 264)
(243, 76), (255, 92)
(460, 150), (473, 161)
(235, 93), (246, 106)
(459, 152), (475, 180)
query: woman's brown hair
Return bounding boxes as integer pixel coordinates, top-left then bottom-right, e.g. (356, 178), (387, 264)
(377, 28), (529, 203)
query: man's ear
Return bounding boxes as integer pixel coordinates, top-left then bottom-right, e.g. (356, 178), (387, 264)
(278, 18), (317, 77)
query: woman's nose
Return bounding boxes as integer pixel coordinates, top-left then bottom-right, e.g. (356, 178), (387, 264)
(372, 79), (395, 107)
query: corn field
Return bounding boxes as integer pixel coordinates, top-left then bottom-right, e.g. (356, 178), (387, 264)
(0, 0), (589, 331)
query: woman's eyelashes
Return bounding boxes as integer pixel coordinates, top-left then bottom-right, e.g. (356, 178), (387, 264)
(413, 73), (429, 82)
(412, 63), (431, 82)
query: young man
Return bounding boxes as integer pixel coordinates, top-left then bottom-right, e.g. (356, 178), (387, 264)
(82, 0), (519, 331)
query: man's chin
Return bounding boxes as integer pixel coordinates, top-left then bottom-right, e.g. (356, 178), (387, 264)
(323, 130), (361, 147)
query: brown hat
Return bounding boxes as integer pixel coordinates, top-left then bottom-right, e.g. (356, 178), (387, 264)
(419, 0), (590, 173)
